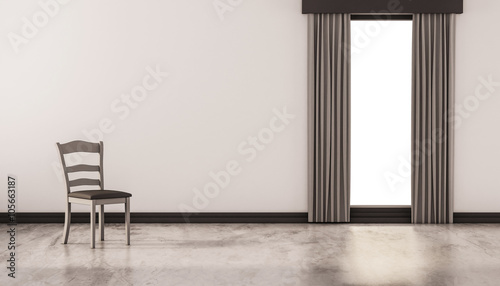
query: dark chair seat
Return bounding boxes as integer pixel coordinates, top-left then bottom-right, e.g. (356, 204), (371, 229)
(68, 190), (132, 200)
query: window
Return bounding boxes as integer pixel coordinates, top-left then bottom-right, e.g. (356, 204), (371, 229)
(350, 19), (412, 206)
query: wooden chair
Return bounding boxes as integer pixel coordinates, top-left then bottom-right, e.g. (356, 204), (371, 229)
(56, 140), (131, 248)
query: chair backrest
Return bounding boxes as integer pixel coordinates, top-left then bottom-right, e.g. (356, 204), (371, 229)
(56, 140), (104, 194)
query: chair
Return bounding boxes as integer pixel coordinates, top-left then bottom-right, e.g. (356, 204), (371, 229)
(56, 140), (132, 248)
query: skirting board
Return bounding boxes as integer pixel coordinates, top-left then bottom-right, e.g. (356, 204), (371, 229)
(2, 211), (498, 224)
(350, 208), (411, 223)
(1, 212), (308, 224)
(453, 213), (500, 223)
(1, 209), (410, 224)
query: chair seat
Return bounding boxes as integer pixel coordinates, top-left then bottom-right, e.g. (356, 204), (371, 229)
(68, 190), (132, 200)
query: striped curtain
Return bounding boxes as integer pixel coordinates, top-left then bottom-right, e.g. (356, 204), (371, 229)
(411, 14), (456, 224)
(308, 14), (351, 223)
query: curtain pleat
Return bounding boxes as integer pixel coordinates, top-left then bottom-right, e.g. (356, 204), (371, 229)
(308, 14), (351, 223)
(412, 14), (455, 224)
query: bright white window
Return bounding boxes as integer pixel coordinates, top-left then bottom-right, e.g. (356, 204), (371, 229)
(350, 20), (412, 206)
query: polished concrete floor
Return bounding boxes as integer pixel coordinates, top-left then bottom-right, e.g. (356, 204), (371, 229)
(1, 223), (499, 285)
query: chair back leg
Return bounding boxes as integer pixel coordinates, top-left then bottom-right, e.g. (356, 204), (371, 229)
(125, 197), (130, 245)
(90, 200), (96, 248)
(63, 202), (71, 244)
(99, 205), (105, 241)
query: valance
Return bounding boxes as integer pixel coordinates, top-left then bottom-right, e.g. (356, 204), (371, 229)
(302, 0), (463, 14)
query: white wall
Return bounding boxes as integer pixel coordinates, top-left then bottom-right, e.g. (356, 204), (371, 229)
(0, 0), (308, 212)
(455, 0), (500, 212)
(1, 0), (499, 213)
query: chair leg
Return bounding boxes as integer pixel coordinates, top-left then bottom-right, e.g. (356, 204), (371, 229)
(62, 202), (71, 244)
(99, 205), (104, 241)
(125, 197), (130, 245)
(90, 200), (96, 249)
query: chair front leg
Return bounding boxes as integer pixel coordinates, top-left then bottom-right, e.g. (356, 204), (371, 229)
(90, 200), (96, 249)
(99, 205), (104, 241)
(125, 197), (130, 245)
(62, 201), (71, 244)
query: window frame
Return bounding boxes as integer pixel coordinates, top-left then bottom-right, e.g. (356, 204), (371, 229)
(351, 14), (413, 21)
(349, 16), (413, 207)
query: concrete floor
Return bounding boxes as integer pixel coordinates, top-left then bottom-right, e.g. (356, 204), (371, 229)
(1, 223), (499, 285)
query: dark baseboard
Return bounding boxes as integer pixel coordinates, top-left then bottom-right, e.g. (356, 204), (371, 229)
(350, 207), (412, 223)
(453, 213), (500, 223)
(3, 211), (498, 224)
(1, 212), (308, 224)
(1, 209), (411, 224)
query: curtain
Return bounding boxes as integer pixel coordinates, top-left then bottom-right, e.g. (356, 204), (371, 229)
(412, 14), (456, 224)
(308, 14), (351, 223)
